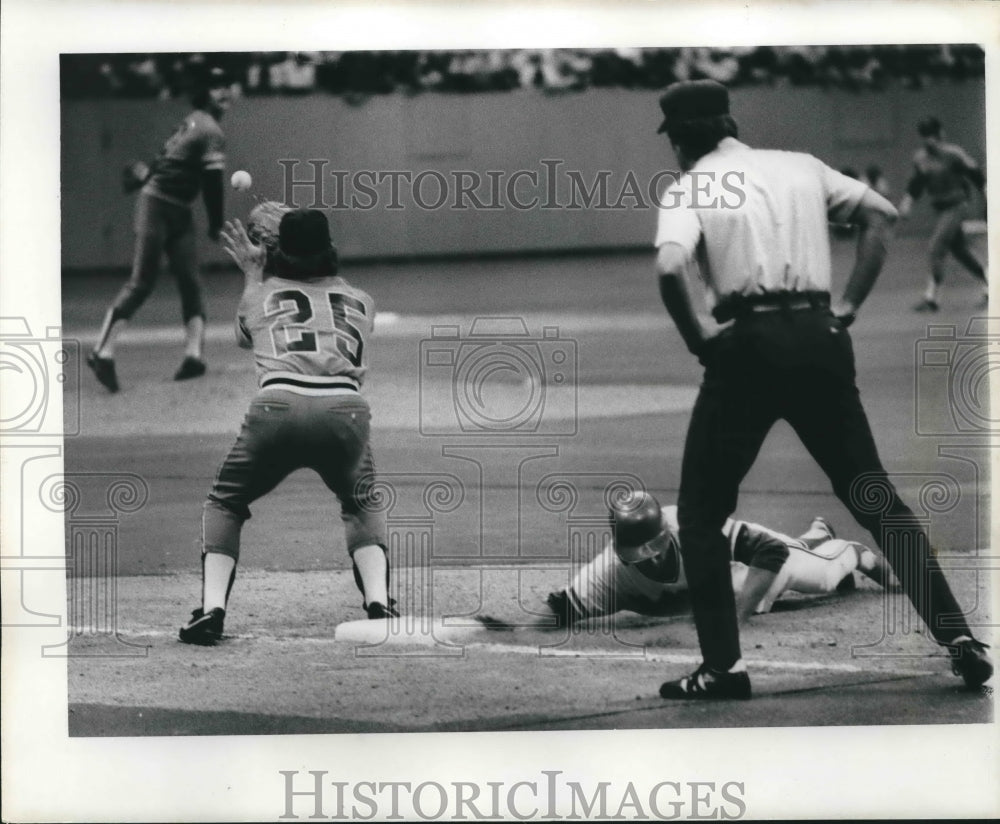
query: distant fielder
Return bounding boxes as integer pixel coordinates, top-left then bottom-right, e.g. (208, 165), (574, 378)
(88, 65), (231, 392)
(900, 116), (988, 312)
(482, 491), (893, 630)
(178, 205), (396, 646)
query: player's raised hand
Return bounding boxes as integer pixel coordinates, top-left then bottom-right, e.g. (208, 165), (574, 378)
(221, 218), (265, 283)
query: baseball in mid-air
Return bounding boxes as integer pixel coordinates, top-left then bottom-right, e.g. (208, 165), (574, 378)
(230, 170), (253, 191)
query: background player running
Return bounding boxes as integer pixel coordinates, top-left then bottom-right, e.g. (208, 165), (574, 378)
(88, 65), (230, 392)
(178, 206), (396, 645)
(900, 116), (988, 312)
(481, 492), (893, 630)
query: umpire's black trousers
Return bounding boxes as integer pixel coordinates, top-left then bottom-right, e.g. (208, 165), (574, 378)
(676, 306), (971, 671)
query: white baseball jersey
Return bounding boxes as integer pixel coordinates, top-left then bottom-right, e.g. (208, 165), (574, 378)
(654, 137), (870, 309)
(236, 275), (375, 391)
(563, 506), (865, 619)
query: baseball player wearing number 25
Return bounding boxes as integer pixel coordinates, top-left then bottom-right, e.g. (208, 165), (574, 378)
(179, 206), (395, 645)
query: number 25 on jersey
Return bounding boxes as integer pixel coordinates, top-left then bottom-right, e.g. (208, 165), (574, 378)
(264, 288), (367, 367)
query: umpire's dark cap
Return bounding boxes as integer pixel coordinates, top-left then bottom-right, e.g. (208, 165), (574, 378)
(278, 209), (333, 257)
(657, 79), (730, 134)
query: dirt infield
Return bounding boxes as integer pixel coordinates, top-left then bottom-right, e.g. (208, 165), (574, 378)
(67, 566), (992, 735)
(59, 239), (994, 735)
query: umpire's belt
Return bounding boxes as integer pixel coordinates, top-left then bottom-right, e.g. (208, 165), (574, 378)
(712, 291), (830, 324)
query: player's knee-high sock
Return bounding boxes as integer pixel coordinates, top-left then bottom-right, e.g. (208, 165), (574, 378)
(183, 315), (205, 360)
(923, 275), (941, 303)
(924, 255), (947, 302)
(352, 544), (389, 607)
(202, 501), (243, 611)
(95, 308), (127, 358)
(202, 552), (236, 612)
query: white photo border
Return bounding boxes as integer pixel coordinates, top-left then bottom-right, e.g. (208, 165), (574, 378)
(2, 0), (998, 820)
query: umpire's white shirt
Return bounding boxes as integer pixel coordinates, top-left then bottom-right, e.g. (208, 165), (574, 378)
(654, 137), (869, 307)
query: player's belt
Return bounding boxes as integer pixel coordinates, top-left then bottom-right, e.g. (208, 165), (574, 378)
(261, 376), (360, 392)
(713, 290), (830, 323)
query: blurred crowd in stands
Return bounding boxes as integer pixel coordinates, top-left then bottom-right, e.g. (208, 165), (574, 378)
(62, 46), (985, 101)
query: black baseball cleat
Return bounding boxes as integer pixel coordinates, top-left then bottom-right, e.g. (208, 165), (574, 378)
(948, 636), (993, 689)
(87, 351), (119, 393)
(178, 606), (225, 645)
(173, 356), (207, 381)
(366, 601), (400, 619)
(912, 298), (940, 313)
(660, 663), (752, 700)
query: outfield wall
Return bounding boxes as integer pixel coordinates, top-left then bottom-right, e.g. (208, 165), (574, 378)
(61, 81), (986, 269)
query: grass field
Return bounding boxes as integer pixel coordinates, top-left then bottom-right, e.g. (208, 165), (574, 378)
(57, 234), (994, 734)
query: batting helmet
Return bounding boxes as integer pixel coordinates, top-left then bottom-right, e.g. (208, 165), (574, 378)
(609, 491), (665, 564)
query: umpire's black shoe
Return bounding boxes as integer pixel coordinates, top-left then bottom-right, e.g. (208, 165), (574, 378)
(87, 351), (119, 393)
(948, 636), (993, 689)
(178, 606), (225, 645)
(366, 601), (400, 619)
(174, 356), (207, 381)
(660, 663), (752, 700)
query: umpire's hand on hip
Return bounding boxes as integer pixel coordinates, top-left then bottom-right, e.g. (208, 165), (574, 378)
(832, 301), (858, 329)
(694, 322), (735, 367)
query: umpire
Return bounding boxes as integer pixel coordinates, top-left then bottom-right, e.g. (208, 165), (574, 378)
(652, 80), (992, 699)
